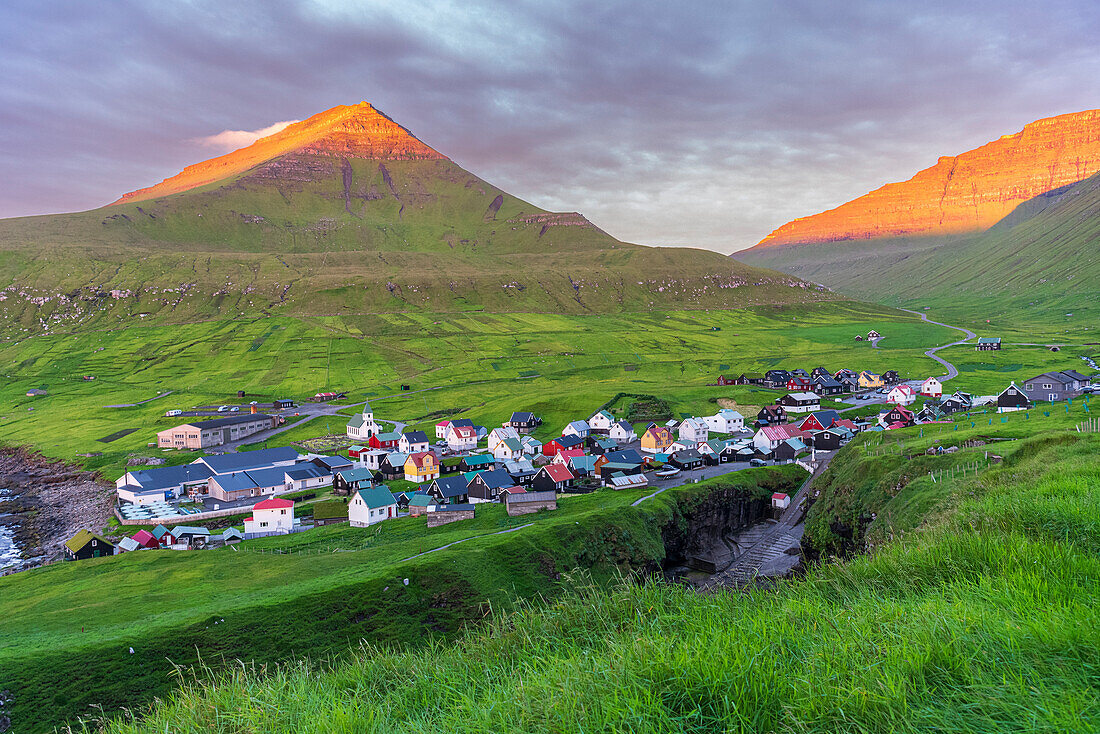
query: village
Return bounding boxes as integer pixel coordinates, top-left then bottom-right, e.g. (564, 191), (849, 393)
(62, 352), (1096, 561)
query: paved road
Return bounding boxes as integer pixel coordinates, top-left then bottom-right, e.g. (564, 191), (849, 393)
(632, 460), (763, 506)
(898, 308), (976, 382)
(105, 390), (174, 408)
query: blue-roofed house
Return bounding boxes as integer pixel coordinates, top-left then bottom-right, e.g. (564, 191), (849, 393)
(194, 446), (300, 476)
(115, 462), (216, 504)
(285, 463), (333, 491)
(562, 420), (590, 439)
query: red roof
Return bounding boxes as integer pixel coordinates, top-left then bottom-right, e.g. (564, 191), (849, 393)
(501, 486), (527, 494)
(544, 464), (575, 482)
(253, 497), (293, 510)
(406, 451), (436, 468)
(772, 493), (789, 500)
(132, 529), (158, 547)
(436, 420), (451, 427)
(555, 448), (585, 461)
(450, 425), (476, 438)
(887, 422), (907, 430)
(833, 419), (858, 431)
(760, 424), (804, 442)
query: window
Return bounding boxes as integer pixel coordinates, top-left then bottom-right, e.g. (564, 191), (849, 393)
(1043, 383), (1053, 390)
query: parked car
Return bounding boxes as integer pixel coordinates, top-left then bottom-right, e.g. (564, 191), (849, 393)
(165, 409), (182, 417)
(250, 400), (259, 405)
(749, 458), (767, 467)
(217, 405), (230, 412)
(230, 406), (240, 412)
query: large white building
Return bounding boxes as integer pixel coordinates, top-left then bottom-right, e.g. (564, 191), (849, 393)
(346, 403), (381, 440)
(702, 409), (744, 434)
(677, 418), (709, 444)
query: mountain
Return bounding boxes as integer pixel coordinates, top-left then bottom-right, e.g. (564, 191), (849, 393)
(736, 169), (1100, 327)
(752, 109), (1100, 248)
(0, 103), (832, 331)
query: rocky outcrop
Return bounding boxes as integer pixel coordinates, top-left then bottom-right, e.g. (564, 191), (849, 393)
(112, 102), (444, 205)
(755, 109), (1100, 248)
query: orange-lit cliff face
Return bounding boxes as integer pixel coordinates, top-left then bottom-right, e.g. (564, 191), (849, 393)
(754, 109), (1100, 248)
(112, 102), (445, 205)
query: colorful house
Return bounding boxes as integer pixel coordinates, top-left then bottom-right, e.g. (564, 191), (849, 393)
(404, 451), (440, 483)
(886, 384), (917, 406)
(858, 371), (884, 389)
(349, 486), (398, 527)
(640, 424), (675, 454)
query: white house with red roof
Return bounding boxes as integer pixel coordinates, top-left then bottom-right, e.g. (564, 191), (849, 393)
(446, 422), (478, 451)
(552, 447), (586, 465)
(435, 420), (451, 439)
(887, 384), (917, 406)
(243, 497), (295, 535)
(771, 492), (791, 510)
(753, 424), (806, 453)
(920, 377), (943, 398)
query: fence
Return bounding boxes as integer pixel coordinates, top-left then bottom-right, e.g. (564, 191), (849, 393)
(928, 459), (987, 484)
(1076, 418), (1100, 433)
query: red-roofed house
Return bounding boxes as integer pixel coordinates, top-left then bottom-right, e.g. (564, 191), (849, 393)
(771, 492), (791, 510)
(131, 529), (160, 549)
(446, 423), (478, 452)
(753, 424), (806, 453)
(532, 464), (575, 492)
(244, 497), (294, 535)
(435, 420), (451, 439)
(404, 451), (440, 482)
(552, 447), (586, 465)
(887, 384), (917, 406)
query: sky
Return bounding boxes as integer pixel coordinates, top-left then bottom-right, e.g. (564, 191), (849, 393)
(2, 1), (1099, 252)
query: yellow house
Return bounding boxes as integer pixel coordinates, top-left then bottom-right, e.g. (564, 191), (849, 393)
(404, 451), (440, 482)
(858, 371), (884, 389)
(641, 425), (674, 454)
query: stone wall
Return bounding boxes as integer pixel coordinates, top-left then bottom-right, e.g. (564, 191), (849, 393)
(426, 509), (474, 527)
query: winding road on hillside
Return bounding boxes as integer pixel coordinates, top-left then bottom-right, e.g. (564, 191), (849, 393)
(898, 308), (976, 381)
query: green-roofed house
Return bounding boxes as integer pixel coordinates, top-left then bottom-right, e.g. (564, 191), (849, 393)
(976, 337), (1002, 351)
(64, 530), (115, 561)
(333, 466), (376, 496)
(407, 493), (436, 517)
(492, 437), (524, 461)
(349, 486), (398, 527)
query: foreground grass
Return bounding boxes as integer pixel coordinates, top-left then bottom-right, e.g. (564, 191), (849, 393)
(99, 407), (1100, 733)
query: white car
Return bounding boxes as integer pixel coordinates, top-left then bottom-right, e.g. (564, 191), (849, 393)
(217, 405), (230, 412)
(165, 409), (182, 417)
(230, 406), (240, 412)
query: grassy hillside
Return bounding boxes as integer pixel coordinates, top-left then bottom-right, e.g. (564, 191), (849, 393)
(736, 171), (1100, 340)
(0, 465), (803, 733)
(96, 402), (1100, 733)
(0, 300), (1045, 476)
(0, 156), (833, 332)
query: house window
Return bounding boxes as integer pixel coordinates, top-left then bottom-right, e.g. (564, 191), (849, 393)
(1043, 384), (1053, 390)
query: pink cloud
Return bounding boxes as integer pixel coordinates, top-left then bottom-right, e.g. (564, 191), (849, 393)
(192, 120), (299, 151)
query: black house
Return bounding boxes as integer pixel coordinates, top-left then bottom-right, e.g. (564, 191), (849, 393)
(505, 411), (542, 434)
(812, 375), (845, 396)
(467, 469), (516, 502)
(669, 448), (704, 470)
(64, 530), (114, 561)
(996, 383), (1032, 412)
(756, 405), (787, 426)
(809, 429), (845, 450)
(810, 367), (832, 379)
(764, 370), (792, 389)
(882, 406), (915, 427)
(882, 370), (901, 385)
(426, 476), (470, 504)
(532, 464), (575, 493)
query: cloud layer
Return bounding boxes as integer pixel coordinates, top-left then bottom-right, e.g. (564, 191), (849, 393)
(1, 0), (1099, 251)
(193, 120), (299, 151)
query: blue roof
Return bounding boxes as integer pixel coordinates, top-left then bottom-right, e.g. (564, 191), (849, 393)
(247, 466), (293, 488)
(439, 503), (475, 512)
(127, 463), (214, 491)
(464, 454), (494, 466)
(473, 469), (515, 489)
(199, 447), (299, 475)
(433, 475), (470, 498)
(210, 472), (259, 492)
(604, 449), (644, 465)
(286, 464), (329, 480)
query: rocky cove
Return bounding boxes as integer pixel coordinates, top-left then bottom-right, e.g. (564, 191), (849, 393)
(0, 448), (114, 574)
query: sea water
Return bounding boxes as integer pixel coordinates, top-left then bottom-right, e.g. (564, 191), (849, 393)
(0, 487), (24, 572)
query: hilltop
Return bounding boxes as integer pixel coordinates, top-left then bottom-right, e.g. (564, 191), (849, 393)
(737, 168), (1100, 333)
(0, 103), (831, 332)
(751, 108), (1100, 248)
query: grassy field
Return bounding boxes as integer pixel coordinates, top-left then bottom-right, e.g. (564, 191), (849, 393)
(93, 399), (1100, 733)
(0, 300), (986, 477)
(0, 465), (803, 733)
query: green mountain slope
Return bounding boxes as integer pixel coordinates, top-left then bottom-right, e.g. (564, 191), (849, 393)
(736, 170), (1100, 333)
(0, 104), (833, 332)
